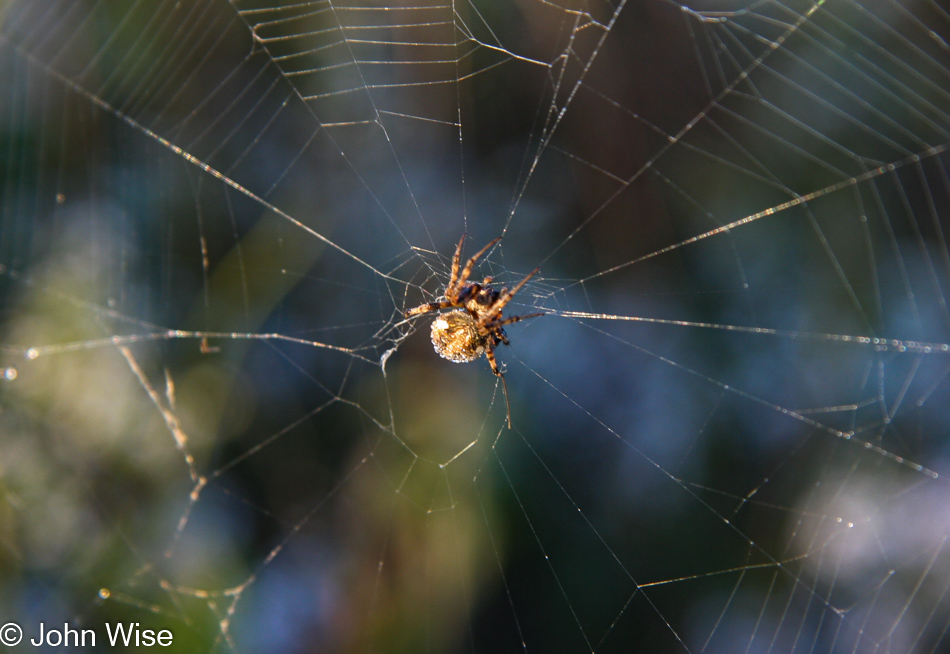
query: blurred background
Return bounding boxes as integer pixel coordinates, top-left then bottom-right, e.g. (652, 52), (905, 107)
(2, 0), (950, 652)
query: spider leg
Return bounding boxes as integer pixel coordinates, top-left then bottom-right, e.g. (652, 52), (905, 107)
(456, 236), (501, 292)
(486, 266), (540, 317)
(486, 312), (545, 330)
(405, 299), (455, 318)
(445, 233), (466, 300)
(484, 342), (512, 429)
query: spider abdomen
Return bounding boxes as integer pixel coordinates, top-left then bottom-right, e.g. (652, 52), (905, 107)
(430, 310), (487, 363)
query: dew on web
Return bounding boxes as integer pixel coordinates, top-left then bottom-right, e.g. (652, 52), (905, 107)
(1, 0), (950, 652)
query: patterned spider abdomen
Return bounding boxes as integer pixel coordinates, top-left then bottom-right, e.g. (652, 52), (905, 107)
(430, 310), (487, 363)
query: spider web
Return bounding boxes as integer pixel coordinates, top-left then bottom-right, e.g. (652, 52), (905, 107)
(2, 0), (950, 652)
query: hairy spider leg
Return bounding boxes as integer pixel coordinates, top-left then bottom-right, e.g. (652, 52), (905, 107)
(484, 343), (513, 429)
(480, 312), (545, 346)
(486, 266), (541, 318)
(405, 299), (455, 318)
(486, 312), (545, 331)
(454, 236), (502, 297)
(445, 233), (467, 300)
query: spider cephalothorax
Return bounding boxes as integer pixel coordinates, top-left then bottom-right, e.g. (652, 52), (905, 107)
(405, 235), (543, 426)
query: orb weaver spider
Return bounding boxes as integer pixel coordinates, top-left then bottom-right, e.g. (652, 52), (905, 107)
(405, 235), (543, 428)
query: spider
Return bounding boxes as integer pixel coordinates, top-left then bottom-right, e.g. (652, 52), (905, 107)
(405, 234), (543, 427)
